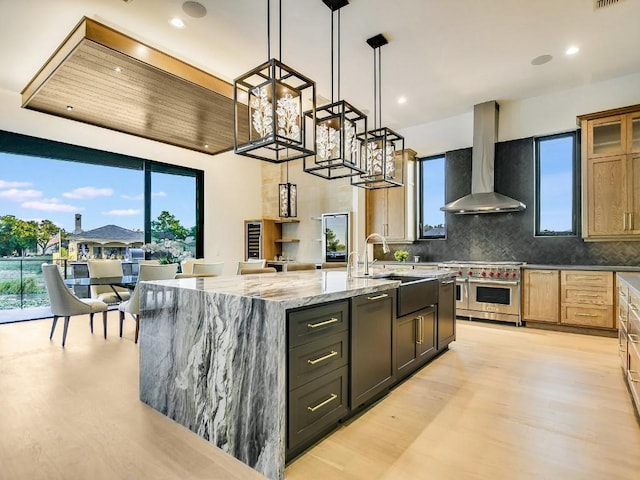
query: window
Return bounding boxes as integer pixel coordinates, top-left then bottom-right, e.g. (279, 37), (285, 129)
(535, 132), (578, 236)
(418, 155), (446, 239)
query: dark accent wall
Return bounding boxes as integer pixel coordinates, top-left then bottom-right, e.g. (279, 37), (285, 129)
(380, 137), (640, 266)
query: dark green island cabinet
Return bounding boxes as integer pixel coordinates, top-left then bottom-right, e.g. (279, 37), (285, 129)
(286, 278), (456, 460)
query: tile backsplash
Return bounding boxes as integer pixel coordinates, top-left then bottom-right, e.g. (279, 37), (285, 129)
(378, 137), (640, 266)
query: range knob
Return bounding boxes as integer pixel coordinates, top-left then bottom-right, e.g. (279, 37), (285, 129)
(458, 270), (462, 276)
(512, 272), (517, 278)
(468, 271), (473, 276)
(481, 271), (487, 277)
(496, 272), (501, 277)
(489, 271), (494, 277)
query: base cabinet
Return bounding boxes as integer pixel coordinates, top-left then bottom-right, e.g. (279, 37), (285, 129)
(617, 274), (640, 416)
(437, 279), (456, 349)
(396, 307), (436, 378)
(350, 290), (396, 409)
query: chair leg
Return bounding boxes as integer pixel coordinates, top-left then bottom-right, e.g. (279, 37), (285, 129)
(134, 314), (140, 344)
(62, 316), (71, 347)
(89, 312), (94, 334)
(103, 311), (108, 339)
(119, 311), (125, 338)
(50, 315), (59, 340)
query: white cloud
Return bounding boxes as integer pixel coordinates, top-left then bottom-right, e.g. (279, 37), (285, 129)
(121, 193), (144, 200)
(21, 199), (80, 212)
(0, 188), (42, 202)
(63, 186), (113, 199)
(152, 191), (167, 198)
(102, 209), (141, 216)
(0, 180), (32, 188)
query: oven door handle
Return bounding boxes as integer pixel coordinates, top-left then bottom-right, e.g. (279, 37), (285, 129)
(468, 279), (519, 286)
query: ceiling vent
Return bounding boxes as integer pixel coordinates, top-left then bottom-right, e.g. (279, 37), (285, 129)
(594, 0), (625, 10)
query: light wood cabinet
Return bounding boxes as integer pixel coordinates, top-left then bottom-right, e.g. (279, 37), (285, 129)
(560, 270), (613, 328)
(244, 219), (299, 261)
(616, 274), (640, 416)
(366, 149), (416, 243)
(522, 270), (559, 323)
(579, 104), (640, 240)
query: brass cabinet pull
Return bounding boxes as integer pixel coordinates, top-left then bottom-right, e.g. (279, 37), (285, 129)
(307, 393), (338, 412)
(628, 212), (634, 230)
(367, 293), (389, 301)
(623, 212), (628, 230)
(576, 313), (598, 317)
(307, 350), (338, 365)
(307, 317), (339, 329)
(415, 316), (423, 345)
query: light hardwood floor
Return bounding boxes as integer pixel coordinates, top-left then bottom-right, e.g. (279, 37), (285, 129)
(1, 315), (639, 480)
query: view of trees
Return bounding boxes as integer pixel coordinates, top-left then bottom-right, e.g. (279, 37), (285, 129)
(325, 228), (345, 252)
(151, 210), (189, 241)
(0, 215), (64, 257)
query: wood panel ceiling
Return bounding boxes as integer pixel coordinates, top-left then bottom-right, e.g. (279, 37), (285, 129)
(21, 18), (248, 155)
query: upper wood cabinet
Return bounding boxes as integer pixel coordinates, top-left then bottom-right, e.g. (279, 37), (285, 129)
(366, 149), (416, 243)
(579, 105), (640, 240)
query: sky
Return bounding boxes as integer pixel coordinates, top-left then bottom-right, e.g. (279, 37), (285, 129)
(0, 153), (196, 233)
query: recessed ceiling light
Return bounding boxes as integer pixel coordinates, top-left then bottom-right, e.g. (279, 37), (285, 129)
(66, 105), (73, 111)
(531, 54), (553, 66)
(565, 46), (580, 55)
(114, 67), (122, 73)
(398, 96), (407, 104)
(204, 144), (209, 149)
(169, 17), (185, 28)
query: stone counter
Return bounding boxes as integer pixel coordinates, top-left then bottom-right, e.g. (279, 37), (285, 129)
(138, 270), (413, 480)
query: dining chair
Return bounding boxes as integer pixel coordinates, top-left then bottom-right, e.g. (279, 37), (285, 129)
(41, 263), (109, 347)
(239, 267), (277, 275)
(193, 262), (224, 276)
(118, 263), (178, 344)
(180, 258), (204, 274)
(237, 259), (266, 275)
(174, 273), (218, 279)
(137, 259), (161, 265)
(87, 259), (131, 304)
(321, 262), (348, 269)
(286, 263), (316, 272)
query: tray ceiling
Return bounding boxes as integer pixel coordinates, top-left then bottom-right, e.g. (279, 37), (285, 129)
(21, 17), (248, 155)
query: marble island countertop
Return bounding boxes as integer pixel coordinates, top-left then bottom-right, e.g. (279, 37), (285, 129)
(144, 267), (453, 310)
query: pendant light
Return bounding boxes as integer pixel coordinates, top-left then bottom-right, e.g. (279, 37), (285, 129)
(234, 0), (316, 163)
(279, 161), (297, 217)
(351, 33), (405, 189)
(303, 0), (367, 179)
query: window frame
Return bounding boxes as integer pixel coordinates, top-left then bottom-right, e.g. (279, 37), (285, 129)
(534, 130), (580, 237)
(0, 129), (204, 257)
(417, 153), (447, 240)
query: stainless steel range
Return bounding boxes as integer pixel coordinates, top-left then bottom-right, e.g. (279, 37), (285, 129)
(437, 261), (524, 326)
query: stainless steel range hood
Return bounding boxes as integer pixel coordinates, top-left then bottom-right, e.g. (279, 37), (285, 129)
(441, 101), (525, 214)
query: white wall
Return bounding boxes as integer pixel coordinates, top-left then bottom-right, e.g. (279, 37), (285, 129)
(0, 88), (263, 276)
(399, 71), (640, 157)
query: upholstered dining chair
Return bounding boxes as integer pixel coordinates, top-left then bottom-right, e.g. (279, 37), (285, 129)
(239, 267), (277, 275)
(137, 259), (161, 266)
(41, 263), (109, 347)
(87, 259), (131, 304)
(180, 258), (204, 275)
(193, 262), (224, 276)
(118, 263), (178, 343)
(286, 263), (316, 272)
(321, 262), (348, 269)
(236, 259), (266, 274)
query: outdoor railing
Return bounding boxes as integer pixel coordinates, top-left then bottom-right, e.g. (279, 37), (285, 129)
(0, 257), (70, 311)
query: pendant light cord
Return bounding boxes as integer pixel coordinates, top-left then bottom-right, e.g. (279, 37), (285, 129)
(266, 0), (283, 61)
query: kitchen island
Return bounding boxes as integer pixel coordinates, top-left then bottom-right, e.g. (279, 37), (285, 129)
(138, 268), (453, 480)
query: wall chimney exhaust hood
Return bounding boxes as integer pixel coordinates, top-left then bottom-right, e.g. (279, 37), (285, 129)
(440, 101), (525, 214)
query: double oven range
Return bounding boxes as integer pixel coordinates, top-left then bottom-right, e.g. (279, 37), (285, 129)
(437, 261), (524, 326)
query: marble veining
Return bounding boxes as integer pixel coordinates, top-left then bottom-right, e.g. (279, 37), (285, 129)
(138, 270), (402, 480)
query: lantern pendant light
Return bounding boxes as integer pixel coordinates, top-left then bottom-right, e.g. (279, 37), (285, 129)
(279, 161), (297, 217)
(234, 0), (316, 163)
(351, 33), (405, 189)
(303, 0), (368, 179)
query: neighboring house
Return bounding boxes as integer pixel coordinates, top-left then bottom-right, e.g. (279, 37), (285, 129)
(67, 214), (143, 260)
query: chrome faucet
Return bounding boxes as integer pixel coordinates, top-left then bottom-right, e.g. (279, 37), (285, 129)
(347, 251), (359, 278)
(362, 233), (390, 276)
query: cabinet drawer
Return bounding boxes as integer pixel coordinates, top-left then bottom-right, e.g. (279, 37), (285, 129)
(288, 366), (349, 450)
(562, 286), (612, 305)
(561, 270), (612, 288)
(289, 332), (348, 390)
(288, 300), (349, 348)
(628, 337), (640, 414)
(561, 305), (613, 328)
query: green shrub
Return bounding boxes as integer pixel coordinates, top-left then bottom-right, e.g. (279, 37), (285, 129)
(0, 277), (44, 294)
